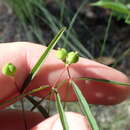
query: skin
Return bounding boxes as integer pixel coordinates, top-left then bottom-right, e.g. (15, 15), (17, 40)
(0, 110), (91, 130)
(0, 42), (130, 129)
(0, 109), (45, 130)
(31, 112), (91, 130)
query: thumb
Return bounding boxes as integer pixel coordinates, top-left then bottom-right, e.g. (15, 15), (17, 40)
(31, 112), (91, 130)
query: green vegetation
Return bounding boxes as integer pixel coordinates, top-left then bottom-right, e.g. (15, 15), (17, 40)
(3, 0), (130, 129)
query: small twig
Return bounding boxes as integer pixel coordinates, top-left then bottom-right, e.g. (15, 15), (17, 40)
(14, 80), (28, 130)
(66, 65), (71, 79)
(20, 73), (33, 93)
(21, 99), (28, 130)
(26, 96), (49, 118)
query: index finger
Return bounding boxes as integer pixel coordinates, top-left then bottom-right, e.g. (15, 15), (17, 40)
(0, 42), (129, 109)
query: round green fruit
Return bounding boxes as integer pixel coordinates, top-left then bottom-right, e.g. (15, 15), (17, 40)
(2, 63), (16, 76)
(66, 51), (79, 65)
(56, 48), (68, 61)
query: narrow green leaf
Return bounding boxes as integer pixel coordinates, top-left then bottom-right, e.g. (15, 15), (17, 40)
(31, 79), (67, 113)
(54, 90), (69, 130)
(65, 1), (87, 42)
(31, 27), (66, 78)
(71, 81), (99, 130)
(0, 85), (49, 106)
(37, 4), (93, 58)
(20, 27), (66, 93)
(91, 1), (130, 15)
(77, 77), (130, 87)
(100, 12), (112, 56)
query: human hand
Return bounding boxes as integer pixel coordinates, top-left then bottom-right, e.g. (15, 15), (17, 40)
(0, 42), (129, 130)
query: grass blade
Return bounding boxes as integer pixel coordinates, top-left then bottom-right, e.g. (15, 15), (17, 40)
(31, 27), (66, 78)
(65, 1), (87, 44)
(71, 80), (99, 130)
(0, 85), (49, 106)
(20, 27), (66, 93)
(76, 77), (130, 87)
(100, 12), (112, 56)
(36, 4), (93, 58)
(54, 90), (69, 130)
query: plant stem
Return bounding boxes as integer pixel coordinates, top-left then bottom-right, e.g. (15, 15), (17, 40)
(21, 99), (28, 130)
(26, 95), (49, 118)
(66, 65), (71, 79)
(100, 12), (112, 56)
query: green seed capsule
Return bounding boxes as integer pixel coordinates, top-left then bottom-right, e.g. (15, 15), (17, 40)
(66, 51), (79, 65)
(56, 48), (68, 61)
(2, 63), (16, 76)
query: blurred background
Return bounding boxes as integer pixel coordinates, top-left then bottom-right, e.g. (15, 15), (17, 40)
(0, 0), (130, 129)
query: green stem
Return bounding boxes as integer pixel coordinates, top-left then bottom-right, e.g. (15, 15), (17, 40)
(100, 12), (112, 56)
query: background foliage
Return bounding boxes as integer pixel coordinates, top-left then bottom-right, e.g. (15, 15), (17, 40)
(0, 0), (130, 129)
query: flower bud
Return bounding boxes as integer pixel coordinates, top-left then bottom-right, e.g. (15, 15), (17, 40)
(66, 51), (79, 65)
(2, 63), (16, 76)
(56, 48), (68, 61)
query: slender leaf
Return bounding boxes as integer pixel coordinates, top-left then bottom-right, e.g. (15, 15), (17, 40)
(0, 85), (49, 106)
(91, 1), (130, 25)
(20, 27), (66, 93)
(91, 1), (130, 15)
(65, 1), (87, 44)
(77, 77), (130, 87)
(54, 90), (69, 130)
(100, 12), (112, 56)
(71, 80), (99, 130)
(36, 4), (93, 58)
(31, 27), (66, 78)
(31, 79), (67, 112)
